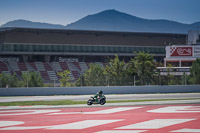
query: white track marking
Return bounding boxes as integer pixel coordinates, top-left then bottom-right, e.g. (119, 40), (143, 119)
(0, 110), (60, 116)
(0, 120), (123, 130)
(0, 121), (24, 127)
(171, 128), (200, 132)
(95, 130), (147, 133)
(0, 126), (49, 130)
(48, 107), (143, 115)
(147, 106), (200, 113)
(84, 107), (142, 114)
(47, 120), (123, 129)
(116, 119), (195, 129)
(47, 112), (82, 115)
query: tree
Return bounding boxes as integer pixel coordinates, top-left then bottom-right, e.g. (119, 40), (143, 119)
(0, 73), (19, 88)
(83, 63), (106, 86)
(127, 58), (138, 85)
(20, 72), (43, 87)
(57, 70), (71, 87)
(104, 55), (129, 86)
(189, 58), (200, 84)
(131, 52), (156, 85)
(0, 72), (43, 88)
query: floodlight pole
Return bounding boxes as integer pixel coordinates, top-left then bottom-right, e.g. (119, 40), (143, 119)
(80, 71), (83, 87)
(54, 77), (56, 87)
(27, 71), (29, 88)
(185, 73), (187, 85)
(159, 75), (161, 85)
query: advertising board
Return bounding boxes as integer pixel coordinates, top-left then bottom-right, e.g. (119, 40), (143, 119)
(166, 46), (200, 58)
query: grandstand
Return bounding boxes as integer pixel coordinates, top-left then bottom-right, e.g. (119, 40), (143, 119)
(0, 27), (186, 83)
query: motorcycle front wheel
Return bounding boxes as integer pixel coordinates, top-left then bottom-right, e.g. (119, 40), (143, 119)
(100, 99), (106, 105)
(87, 99), (93, 105)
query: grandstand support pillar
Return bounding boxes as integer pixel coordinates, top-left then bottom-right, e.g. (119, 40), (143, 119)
(45, 55), (50, 62)
(134, 76), (135, 86)
(179, 60), (182, 67)
(22, 55), (29, 62)
(164, 59), (166, 67)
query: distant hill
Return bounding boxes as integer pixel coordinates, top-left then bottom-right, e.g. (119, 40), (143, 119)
(66, 9), (200, 33)
(1, 10), (200, 33)
(1, 19), (65, 29)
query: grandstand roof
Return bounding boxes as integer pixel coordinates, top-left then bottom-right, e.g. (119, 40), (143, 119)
(0, 27), (186, 46)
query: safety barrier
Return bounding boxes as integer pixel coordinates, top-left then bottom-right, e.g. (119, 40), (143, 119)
(0, 85), (200, 96)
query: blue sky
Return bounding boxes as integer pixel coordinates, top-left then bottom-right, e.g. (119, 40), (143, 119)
(0, 0), (200, 26)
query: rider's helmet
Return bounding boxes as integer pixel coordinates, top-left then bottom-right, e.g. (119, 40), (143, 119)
(99, 91), (103, 95)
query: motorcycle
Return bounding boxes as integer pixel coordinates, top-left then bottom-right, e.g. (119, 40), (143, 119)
(87, 95), (106, 105)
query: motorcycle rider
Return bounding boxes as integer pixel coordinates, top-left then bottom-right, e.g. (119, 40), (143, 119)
(94, 91), (103, 102)
(87, 90), (106, 105)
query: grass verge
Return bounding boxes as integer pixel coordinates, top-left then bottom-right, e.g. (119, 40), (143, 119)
(0, 98), (199, 106)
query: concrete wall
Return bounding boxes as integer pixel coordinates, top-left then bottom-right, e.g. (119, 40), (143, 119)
(0, 85), (200, 96)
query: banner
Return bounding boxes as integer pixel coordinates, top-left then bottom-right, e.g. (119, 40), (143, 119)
(166, 46), (200, 58)
(59, 57), (78, 62)
(170, 47), (192, 56)
(0, 57), (19, 62)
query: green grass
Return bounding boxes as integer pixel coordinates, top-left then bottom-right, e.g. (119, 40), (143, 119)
(106, 98), (200, 103)
(0, 100), (86, 106)
(0, 98), (199, 106)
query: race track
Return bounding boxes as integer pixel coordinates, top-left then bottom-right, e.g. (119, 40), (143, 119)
(1, 93), (200, 102)
(0, 104), (200, 133)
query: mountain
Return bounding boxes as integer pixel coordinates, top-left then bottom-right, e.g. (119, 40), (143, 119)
(1, 19), (65, 29)
(1, 10), (200, 33)
(66, 9), (199, 33)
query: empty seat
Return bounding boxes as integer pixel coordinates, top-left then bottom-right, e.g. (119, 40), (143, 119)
(95, 62), (104, 68)
(8, 61), (19, 71)
(52, 62), (62, 71)
(17, 62), (27, 71)
(35, 62), (45, 71)
(0, 61), (8, 72)
(71, 71), (80, 80)
(43, 62), (53, 71)
(2, 71), (11, 75)
(66, 62), (77, 71)
(40, 71), (50, 81)
(27, 62), (37, 71)
(79, 62), (88, 72)
(47, 71), (58, 81)
(59, 62), (69, 71)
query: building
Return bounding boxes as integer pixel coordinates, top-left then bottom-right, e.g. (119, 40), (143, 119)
(0, 27), (187, 83)
(158, 30), (200, 76)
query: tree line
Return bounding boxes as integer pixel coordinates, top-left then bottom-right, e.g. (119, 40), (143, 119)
(0, 52), (200, 87)
(59, 52), (200, 87)
(0, 71), (43, 88)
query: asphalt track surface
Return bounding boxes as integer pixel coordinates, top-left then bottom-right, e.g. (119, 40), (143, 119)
(1, 93), (200, 102)
(0, 93), (200, 132)
(0, 104), (200, 133)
